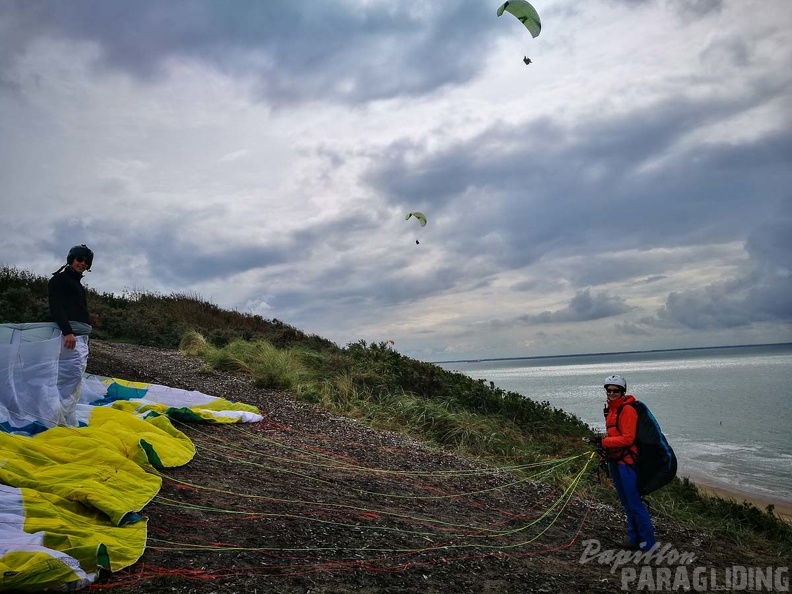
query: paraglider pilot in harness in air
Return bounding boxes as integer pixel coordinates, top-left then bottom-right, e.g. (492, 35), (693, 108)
(585, 375), (657, 552)
(497, 1), (541, 64)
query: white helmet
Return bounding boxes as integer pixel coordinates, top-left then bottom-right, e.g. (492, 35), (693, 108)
(604, 375), (627, 390)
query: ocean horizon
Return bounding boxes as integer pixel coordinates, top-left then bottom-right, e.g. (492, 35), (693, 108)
(438, 342), (792, 506)
(432, 341), (792, 365)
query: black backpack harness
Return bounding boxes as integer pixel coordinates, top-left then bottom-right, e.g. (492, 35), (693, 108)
(604, 400), (678, 496)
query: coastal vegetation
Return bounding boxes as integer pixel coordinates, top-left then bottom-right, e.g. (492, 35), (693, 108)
(1, 264), (790, 555)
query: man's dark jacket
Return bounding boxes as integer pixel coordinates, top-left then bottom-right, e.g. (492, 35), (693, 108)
(48, 267), (90, 336)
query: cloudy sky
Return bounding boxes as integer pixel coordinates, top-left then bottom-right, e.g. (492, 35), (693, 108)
(1, 0), (790, 361)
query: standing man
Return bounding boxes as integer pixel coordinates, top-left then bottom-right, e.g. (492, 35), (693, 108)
(48, 244), (93, 349)
(48, 244), (94, 425)
(589, 374), (656, 552)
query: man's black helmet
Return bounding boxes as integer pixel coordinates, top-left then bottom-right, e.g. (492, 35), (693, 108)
(67, 244), (94, 269)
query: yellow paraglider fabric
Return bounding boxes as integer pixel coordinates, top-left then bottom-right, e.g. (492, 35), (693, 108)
(0, 543), (96, 593)
(0, 405), (191, 527)
(0, 323), (263, 591)
(0, 406), (194, 590)
(21, 487), (147, 572)
(89, 376), (264, 424)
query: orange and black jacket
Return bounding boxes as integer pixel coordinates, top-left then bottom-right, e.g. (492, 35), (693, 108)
(602, 394), (639, 465)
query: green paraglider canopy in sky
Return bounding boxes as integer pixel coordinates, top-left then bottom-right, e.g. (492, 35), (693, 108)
(497, 0), (542, 38)
(405, 212), (427, 227)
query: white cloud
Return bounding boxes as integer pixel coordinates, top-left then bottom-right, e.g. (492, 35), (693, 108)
(218, 149), (250, 163)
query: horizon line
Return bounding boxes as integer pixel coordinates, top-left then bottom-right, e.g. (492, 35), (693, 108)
(431, 341), (792, 365)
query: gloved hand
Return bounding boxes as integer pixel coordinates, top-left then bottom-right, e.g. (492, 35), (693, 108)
(583, 436), (602, 446)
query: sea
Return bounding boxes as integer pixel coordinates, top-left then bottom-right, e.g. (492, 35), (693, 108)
(437, 343), (792, 506)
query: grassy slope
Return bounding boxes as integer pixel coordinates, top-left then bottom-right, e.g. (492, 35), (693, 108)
(1, 265), (789, 554)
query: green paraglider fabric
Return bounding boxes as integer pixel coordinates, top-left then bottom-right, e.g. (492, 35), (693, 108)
(405, 212), (427, 227)
(497, 0), (541, 38)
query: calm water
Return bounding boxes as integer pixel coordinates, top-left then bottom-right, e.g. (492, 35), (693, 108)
(438, 344), (792, 505)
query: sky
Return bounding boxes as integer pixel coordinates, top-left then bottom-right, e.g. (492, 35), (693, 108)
(1, 0), (790, 361)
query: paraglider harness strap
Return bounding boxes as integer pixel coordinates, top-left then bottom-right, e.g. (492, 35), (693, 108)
(605, 404), (638, 465)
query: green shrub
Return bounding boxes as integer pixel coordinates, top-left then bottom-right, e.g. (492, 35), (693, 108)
(0, 265), (339, 351)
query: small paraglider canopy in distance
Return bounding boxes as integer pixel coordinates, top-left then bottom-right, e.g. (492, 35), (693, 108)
(405, 211), (427, 244)
(405, 212), (427, 227)
(497, 1), (542, 38)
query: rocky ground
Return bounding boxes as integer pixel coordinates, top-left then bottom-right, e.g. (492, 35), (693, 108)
(85, 341), (788, 594)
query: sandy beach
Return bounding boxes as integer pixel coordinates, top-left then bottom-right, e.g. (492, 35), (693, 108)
(680, 470), (792, 523)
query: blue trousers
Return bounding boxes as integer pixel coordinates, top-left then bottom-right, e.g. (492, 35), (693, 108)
(609, 462), (656, 551)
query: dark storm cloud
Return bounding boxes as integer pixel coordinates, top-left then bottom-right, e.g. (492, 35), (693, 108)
(142, 233), (292, 284)
(646, 219), (792, 329)
(520, 289), (633, 324)
(640, 275), (667, 284)
(49, 210), (305, 285)
(570, 257), (667, 287)
(700, 34), (750, 69)
(487, 289), (632, 329)
(0, 0), (496, 105)
(49, 201), (462, 306)
(46, 218), (100, 272)
(365, 84), (792, 277)
(744, 217), (792, 271)
(141, 207), (411, 284)
(271, 263), (463, 321)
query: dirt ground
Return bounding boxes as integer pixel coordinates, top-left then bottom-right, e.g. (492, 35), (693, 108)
(84, 341), (789, 594)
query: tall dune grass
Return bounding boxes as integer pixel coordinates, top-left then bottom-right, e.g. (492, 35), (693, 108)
(176, 331), (791, 554)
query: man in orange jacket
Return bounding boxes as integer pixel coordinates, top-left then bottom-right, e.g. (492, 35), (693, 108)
(593, 374), (656, 551)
